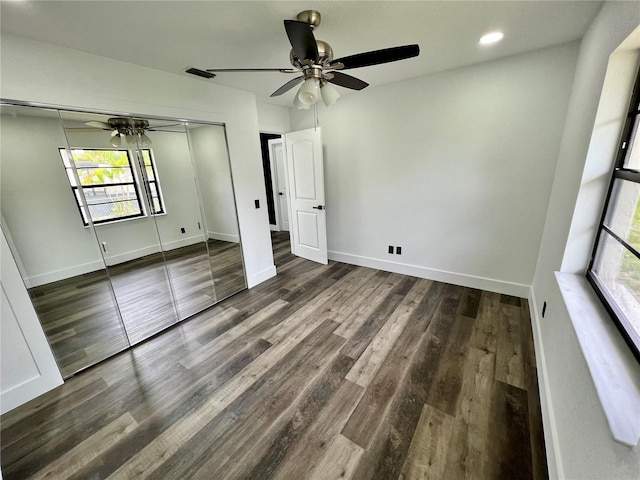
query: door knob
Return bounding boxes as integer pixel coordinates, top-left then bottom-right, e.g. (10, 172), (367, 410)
(312, 205), (325, 210)
(278, 192), (284, 196)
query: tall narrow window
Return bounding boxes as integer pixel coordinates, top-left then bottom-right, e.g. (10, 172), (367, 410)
(60, 148), (164, 225)
(588, 67), (640, 361)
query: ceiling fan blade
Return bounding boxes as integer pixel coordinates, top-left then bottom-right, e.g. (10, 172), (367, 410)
(271, 76), (304, 97)
(330, 44), (420, 70)
(204, 68), (296, 73)
(326, 72), (369, 91)
(84, 121), (112, 129)
(284, 20), (319, 62)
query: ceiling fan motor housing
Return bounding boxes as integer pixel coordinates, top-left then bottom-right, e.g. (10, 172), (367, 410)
(290, 39), (333, 68)
(296, 10), (321, 29)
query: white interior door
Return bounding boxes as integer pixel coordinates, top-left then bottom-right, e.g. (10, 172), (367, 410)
(268, 138), (289, 232)
(283, 128), (328, 264)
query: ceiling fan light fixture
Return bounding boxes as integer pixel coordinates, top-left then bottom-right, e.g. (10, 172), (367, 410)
(320, 81), (340, 106)
(294, 94), (311, 109)
(110, 133), (122, 148)
(140, 132), (152, 147)
(297, 77), (320, 106)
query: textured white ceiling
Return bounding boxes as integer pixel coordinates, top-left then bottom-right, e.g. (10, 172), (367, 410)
(0, 1), (602, 106)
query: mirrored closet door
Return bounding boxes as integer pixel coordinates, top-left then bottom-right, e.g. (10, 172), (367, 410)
(1, 102), (246, 378)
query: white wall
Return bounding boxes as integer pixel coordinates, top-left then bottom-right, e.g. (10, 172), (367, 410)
(531, 2), (640, 479)
(189, 125), (240, 242)
(290, 42), (579, 296)
(0, 33), (275, 288)
(256, 101), (291, 134)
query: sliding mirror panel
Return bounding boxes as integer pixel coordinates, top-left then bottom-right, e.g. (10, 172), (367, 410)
(0, 104), (130, 377)
(59, 111), (180, 344)
(188, 124), (246, 300)
(130, 119), (218, 320)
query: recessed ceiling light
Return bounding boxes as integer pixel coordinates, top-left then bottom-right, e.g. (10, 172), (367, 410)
(479, 31), (504, 46)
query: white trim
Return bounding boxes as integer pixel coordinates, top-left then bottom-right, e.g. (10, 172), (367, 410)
(247, 264), (276, 288)
(328, 250), (530, 298)
(555, 272), (640, 447)
(207, 231), (240, 243)
(26, 260), (105, 287)
(104, 245), (161, 266)
(1, 230), (63, 414)
(159, 235), (206, 252)
(528, 288), (563, 480)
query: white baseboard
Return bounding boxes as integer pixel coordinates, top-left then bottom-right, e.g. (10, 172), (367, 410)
(247, 264), (276, 288)
(208, 231), (240, 243)
(328, 250), (530, 297)
(27, 237), (206, 284)
(159, 235), (206, 252)
(105, 245), (161, 266)
(528, 289), (563, 480)
(26, 260), (105, 287)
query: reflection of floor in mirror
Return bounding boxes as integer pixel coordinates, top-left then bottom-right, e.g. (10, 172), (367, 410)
(28, 240), (246, 378)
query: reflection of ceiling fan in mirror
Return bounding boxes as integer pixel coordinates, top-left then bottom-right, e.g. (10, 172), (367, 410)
(83, 118), (153, 148)
(186, 10), (420, 108)
(70, 117), (183, 147)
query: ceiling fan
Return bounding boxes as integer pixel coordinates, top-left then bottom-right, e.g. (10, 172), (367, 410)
(68, 117), (182, 147)
(186, 10), (420, 108)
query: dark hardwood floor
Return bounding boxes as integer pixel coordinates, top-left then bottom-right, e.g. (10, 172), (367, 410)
(28, 239), (245, 377)
(1, 231), (548, 479)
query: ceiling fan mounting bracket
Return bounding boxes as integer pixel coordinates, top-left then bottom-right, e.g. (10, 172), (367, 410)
(296, 10), (321, 29)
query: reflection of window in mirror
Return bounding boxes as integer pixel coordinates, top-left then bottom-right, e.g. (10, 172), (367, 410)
(59, 148), (165, 226)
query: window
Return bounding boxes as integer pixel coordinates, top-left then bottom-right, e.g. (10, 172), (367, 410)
(587, 67), (640, 361)
(60, 148), (164, 225)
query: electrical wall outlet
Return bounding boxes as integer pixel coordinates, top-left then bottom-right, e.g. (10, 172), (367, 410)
(396, 246), (402, 255)
(388, 245), (394, 254)
(180, 227), (186, 234)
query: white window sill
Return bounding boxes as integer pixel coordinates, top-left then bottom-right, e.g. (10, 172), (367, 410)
(555, 272), (640, 447)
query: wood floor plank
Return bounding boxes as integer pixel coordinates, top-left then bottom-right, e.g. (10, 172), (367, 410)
(495, 303), (526, 389)
(424, 314), (475, 416)
(489, 381), (533, 480)
(180, 299), (287, 370)
(399, 404), (456, 480)
(199, 345), (354, 480)
(469, 291), (500, 353)
(350, 285), (462, 480)
(333, 273), (406, 339)
(1, 233), (548, 480)
(307, 434), (364, 480)
(143, 321), (346, 480)
(345, 278), (432, 388)
(29, 413), (138, 480)
(444, 347), (496, 480)
(269, 379), (364, 480)
(341, 281), (445, 450)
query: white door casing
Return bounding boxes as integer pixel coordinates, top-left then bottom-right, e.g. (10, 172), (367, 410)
(283, 128), (328, 265)
(268, 138), (289, 232)
(1, 227), (63, 414)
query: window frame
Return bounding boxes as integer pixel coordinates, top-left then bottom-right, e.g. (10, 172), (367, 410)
(140, 149), (165, 216)
(60, 147), (165, 226)
(587, 65), (640, 363)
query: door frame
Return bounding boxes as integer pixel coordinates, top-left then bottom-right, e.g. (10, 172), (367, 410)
(268, 138), (282, 231)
